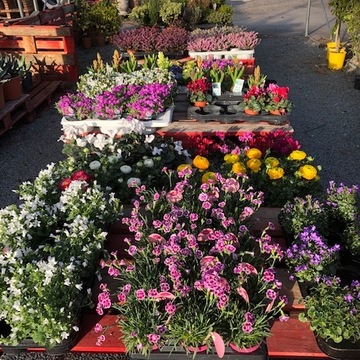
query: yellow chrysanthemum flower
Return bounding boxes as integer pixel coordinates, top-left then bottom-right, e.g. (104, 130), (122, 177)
(289, 150), (307, 161)
(299, 164), (317, 180)
(267, 167), (285, 180)
(201, 171), (216, 183)
(177, 164), (192, 172)
(232, 162), (247, 175)
(265, 157), (280, 168)
(246, 158), (262, 173)
(224, 153), (240, 164)
(192, 155), (210, 170)
(246, 148), (262, 159)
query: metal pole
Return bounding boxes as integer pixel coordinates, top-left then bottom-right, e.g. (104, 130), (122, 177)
(305, 0), (312, 37)
(16, 0), (25, 17)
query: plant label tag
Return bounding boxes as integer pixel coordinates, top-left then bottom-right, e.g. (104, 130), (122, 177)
(212, 82), (222, 96)
(233, 79), (244, 94)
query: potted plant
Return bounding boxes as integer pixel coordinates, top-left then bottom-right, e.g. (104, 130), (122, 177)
(0, 163), (120, 351)
(299, 275), (360, 358)
(186, 76), (212, 107)
(0, 54), (22, 101)
(264, 83), (292, 115)
(95, 167), (287, 357)
(17, 56), (33, 93)
(89, 0), (121, 46)
(284, 225), (340, 294)
(239, 85), (267, 115)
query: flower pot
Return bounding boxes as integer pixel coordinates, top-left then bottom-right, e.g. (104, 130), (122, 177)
(94, 35), (106, 47)
(328, 49), (346, 70)
(0, 82), (5, 110)
(188, 344), (208, 353)
(316, 335), (360, 359)
(82, 37), (92, 49)
(354, 75), (360, 90)
(269, 109), (284, 116)
(229, 342), (262, 354)
(244, 108), (259, 116)
(3, 76), (22, 101)
(193, 101), (207, 108)
(22, 72), (33, 93)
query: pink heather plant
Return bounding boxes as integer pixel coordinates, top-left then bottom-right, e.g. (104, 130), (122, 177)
(95, 168), (287, 356)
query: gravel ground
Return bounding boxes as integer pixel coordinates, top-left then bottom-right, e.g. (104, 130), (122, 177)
(0, 0), (359, 358)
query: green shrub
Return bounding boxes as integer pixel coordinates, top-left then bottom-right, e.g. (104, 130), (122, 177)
(205, 4), (233, 25)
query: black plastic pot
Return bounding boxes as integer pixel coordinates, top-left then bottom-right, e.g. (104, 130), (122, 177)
(316, 335), (360, 359)
(354, 75), (360, 90)
(130, 342), (269, 360)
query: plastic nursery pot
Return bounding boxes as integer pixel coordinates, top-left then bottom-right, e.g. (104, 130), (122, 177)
(229, 342), (262, 353)
(354, 75), (360, 90)
(328, 49), (346, 70)
(326, 41), (337, 60)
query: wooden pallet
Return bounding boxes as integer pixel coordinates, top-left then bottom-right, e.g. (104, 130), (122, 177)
(0, 5), (78, 82)
(0, 80), (63, 136)
(0, 94), (30, 136)
(26, 80), (63, 117)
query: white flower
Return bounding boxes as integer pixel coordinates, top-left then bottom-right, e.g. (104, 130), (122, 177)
(89, 160), (101, 170)
(144, 159), (154, 168)
(120, 165), (132, 174)
(145, 134), (155, 143)
(152, 147), (163, 155)
(127, 177), (141, 187)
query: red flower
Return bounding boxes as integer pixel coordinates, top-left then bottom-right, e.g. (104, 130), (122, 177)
(58, 178), (72, 191)
(71, 170), (92, 182)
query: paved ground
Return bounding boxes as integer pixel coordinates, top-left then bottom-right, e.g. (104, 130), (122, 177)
(0, 0), (359, 357)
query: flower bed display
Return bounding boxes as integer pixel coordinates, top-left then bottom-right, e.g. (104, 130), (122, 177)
(187, 26), (260, 60)
(56, 53), (177, 135)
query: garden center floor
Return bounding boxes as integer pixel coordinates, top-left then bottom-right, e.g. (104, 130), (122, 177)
(0, 0), (359, 358)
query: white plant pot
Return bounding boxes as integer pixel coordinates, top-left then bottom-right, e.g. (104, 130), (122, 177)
(61, 107), (174, 137)
(234, 49), (255, 59)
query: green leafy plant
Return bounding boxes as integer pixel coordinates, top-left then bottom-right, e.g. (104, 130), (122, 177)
(299, 275), (360, 344)
(205, 4), (233, 25)
(159, 0), (183, 25)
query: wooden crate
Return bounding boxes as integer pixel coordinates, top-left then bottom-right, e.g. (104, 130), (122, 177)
(0, 5), (78, 82)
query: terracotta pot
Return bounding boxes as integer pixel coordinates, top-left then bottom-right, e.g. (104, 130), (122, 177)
(0, 82), (5, 110)
(94, 35), (106, 47)
(193, 101), (207, 108)
(3, 76), (22, 101)
(82, 37), (92, 49)
(229, 342), (261, 353)
(269, 109), (285, 116)
(244, 108), (259, 116)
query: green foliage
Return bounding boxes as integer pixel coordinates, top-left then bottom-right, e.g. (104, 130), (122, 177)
(90, 0), (122, 36)
(129, 4), (151, 25)
(182, 5), (203, 25)
(205, 4), (233, 25)
(159, 0), (183, 25)
(300, 276), (360, 344)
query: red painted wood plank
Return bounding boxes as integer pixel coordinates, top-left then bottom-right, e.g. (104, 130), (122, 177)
(72, 314), (126, 353)
(268, 319), (329, 358)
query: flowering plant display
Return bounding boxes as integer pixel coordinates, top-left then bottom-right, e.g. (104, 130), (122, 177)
(186, 76), (212, 103)
(285, 226), (340, 283)
(278, 195), (330, 239)
(299, 276), (360, 344)
(186, 131), (322, 207)
(279, 182), (360, 256)
(0, 164), (120, 348)
(111, 26), (189, 53)
(59, 132), (191, 204)
(264, 83), (292, 114)
(187, 26), (260, 52)
(95, 167), (288, 356)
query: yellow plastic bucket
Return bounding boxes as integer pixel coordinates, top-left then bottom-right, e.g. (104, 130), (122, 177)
(326, 41), (337, 59)
(328, 49), (346, 70)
